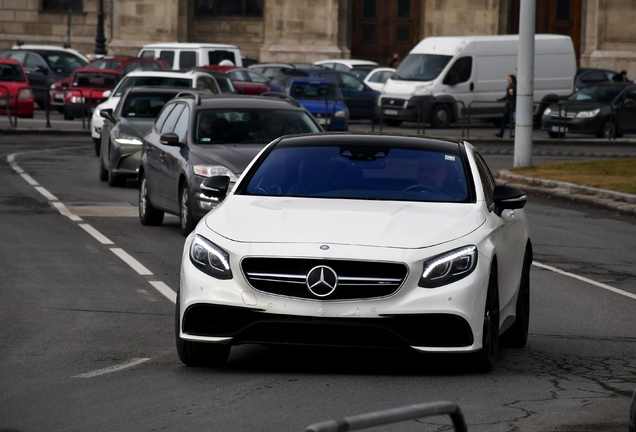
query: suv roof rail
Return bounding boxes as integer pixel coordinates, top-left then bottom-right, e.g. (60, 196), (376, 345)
(176, 91), (202, 105)
(260, 92), (301, 107)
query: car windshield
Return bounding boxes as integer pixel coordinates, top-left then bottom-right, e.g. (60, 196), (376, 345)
(244, 145), (469, 202)
(567, 85), (624, 103)
(89, 59), (125, 70)
(0, 63), (26, 82)
(114, 76), (193, 96)
(195, 109), (321, 144)
(40, 52), (87, 74)
(121, 92), (179, 118)
(73, 72), (118, 88)
(393, 54), (452, 81)
(290, 82), (340, 99)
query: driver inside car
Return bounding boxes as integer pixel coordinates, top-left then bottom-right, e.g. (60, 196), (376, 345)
(416, 157), (448, 191)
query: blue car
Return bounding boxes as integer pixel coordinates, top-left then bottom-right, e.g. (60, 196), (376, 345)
(273, 69), (380, 120)
(285, 78), (349, 131)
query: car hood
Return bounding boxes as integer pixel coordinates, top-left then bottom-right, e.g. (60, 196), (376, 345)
(549, 101), (610, 113)
(205, 196), (485, 248)
(117, 117), (155, 137)
(191, 144), (268, 175)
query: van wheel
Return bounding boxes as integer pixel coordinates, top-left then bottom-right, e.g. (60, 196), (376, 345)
(430, 104), (451, 128)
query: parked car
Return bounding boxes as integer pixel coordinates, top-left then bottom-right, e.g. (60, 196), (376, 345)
(55, 68), (119, 120)
(175, 133), (532, 372)
(541, 82), (636, 138)
(0, 58), (34, 118)
(226, 68), (271, 95)
(138, 93), (323, 235)
(573, 68), (620, 92)
(137, 43), (243, 69)
(0, 45), (88, 108)
(90, 69), (221, 155)
(273, 68), (381, 120)
(314, 59), (379, 80)
(98, 86), (208, 187)
(363, 67), (396, 92)
(248, 62), (317, 80)
(194, 67), (239, 94)
(285, 78), (348, 130)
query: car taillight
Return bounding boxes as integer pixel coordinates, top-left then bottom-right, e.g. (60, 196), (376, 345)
(18, 89), (33, 100)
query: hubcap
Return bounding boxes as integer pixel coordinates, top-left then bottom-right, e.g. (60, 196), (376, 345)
(140, 178), (147, 217)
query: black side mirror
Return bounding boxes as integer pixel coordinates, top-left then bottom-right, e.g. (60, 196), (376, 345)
(200, 176), (230, 203)
(493, 185), (527, 216)
(35, 65), (49, 75)
(99, 108), (115, 123)
(159, 132), (181, 146)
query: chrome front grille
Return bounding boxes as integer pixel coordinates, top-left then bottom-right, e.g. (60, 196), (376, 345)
(241, 257), (409, 301)
(550, 110), (576, 119)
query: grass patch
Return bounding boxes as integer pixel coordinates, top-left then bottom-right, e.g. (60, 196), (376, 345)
(509, 157), (636, 195)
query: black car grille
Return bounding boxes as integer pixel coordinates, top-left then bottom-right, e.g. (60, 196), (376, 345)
(381, 98), (407, 108)
(182, 303), (474, 348)
(549, 110), (576, 119)
(241, 257), (408, 301)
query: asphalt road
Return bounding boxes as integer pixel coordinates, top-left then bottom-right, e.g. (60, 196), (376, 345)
(1, 134), (635, 431)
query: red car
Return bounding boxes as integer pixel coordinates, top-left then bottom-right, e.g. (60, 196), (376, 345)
(198, 65), (272, 95)
(50, 57), (166, 112)
(59, 68), (119, 120)
(0, 59), (34, 118)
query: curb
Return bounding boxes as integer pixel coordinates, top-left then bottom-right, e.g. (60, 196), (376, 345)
(497, 170), (636, 217)
(0, 128), (91, 135)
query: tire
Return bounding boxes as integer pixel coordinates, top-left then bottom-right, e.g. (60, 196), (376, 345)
(98, 159), (108, 181)
(430, 104), (452, 128)
(139, 172), (164, 226)
(175, 290), (231, 367)
(599, 118), (616, 139)
(547, 131), (563, 139)
(384, 119), (402, 127)
(472, 260), (500, 372)
(180, 183), (196, 236)
(93, 137), (101, 156)
(108, 166), (126, 187)
(500, 244), (532, 348)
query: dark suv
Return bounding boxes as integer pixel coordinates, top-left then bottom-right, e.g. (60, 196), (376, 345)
(138, 93), (323, 235)
(0, 45), (88, 108)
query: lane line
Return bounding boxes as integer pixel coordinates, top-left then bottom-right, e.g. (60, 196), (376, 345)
(110, 248), (153, 276)
(52, 202), (83, 221)
(34, 186), (58, 201)
(72, 358), (151, 378)
(533, 261), (636, 301)
(20, 173), (38, 186)
(149, 281), (177, 304)
(79, 224), (114, 245)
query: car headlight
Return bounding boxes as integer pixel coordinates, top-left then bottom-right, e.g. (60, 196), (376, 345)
(114, 131), (143, 145)
(543, 107), (552, 116)
(419, 245), (478, 288)
(193, 165), (239, 181)
(334, 109), (347, 118)
(575, 108), (600, 118)
(50, 83), (57, 90)
(413, 84), (433, 96)
(189, 234), (232, 279)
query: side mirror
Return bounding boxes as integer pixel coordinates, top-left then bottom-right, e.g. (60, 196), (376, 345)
(493, 185), (527, 216)
(200, 176), (230, 203)
(102, 90), (112, 99)
(99, 108), (115, 123)
(35, 65), (49, 75)
(159, 132), (181, 146)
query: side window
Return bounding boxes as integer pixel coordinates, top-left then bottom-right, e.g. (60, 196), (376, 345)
(340, 74), (364, 91)
(473, 152), (496, 208)
(159, 51), (175, 69)
(623, 89), (636, 104)
(155, 103), (176, 132)
(197, 76), (220, 94)
(180, 51), (197, 69)
(160, 104), (185, 134)
(445, 57), (472, 84)
(228, 70), (246, 81)
(334, 64), (349, 72)
(246, 70), (269, 83)
(139, 50), (156, 59)
(172, 106), (190, 143)
(9, 52), (27, 64)
(25, 54), (47, 69)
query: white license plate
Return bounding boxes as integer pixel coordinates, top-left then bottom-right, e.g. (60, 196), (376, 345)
(383, 109), (398, 116)
(550, 126), (568, 133)
(316, 118), (331, 125)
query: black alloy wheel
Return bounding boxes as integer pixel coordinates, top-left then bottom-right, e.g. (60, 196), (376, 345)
(473, 260), (500, 372)
(500, 243), (532, 348)
(180, 183), (196, 236)
(430, 104), (452, 128)
(599, 118), (616, 139)
(139, 172), (164, 226)
(175, 290), (231, 367)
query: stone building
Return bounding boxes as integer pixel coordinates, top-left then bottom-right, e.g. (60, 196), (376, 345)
(1, 0), (635, 77)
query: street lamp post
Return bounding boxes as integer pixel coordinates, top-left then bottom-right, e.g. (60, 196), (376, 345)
(95, 0), (106, 56)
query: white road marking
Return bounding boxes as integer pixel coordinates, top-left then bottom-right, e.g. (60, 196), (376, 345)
(72, 358), (150, 378)
(533, 261), (636, 301)
(52, 201), (83, 221)
(149, 281), (177, 304)
(20, 173), (38, 186)
(110, 248), (153, 275)
(79, 224), (114, 245)
(34, 186), (58, 201)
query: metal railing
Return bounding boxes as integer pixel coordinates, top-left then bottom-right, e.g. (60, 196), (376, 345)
(0, 84), (34, 128)
(377, 98), (468, 137)
(303, 401), (467, 432)
(550, 100), (617, 140)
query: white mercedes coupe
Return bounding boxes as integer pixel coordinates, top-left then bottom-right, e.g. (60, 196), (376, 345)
(176, 133), (532, 372)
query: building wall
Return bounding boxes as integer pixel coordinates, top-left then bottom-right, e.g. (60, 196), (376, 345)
(423, 0), (500, 37)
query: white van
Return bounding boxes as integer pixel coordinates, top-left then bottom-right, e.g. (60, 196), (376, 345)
(138, 43), (243, 69)
(379, 34), (576, 127)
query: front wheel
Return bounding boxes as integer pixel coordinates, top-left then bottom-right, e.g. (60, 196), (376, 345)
(139, 172), (164, 226)
(180, 184), (196, 236)
(599, 118), (617, 139)
(472, 261), (500, 372)
(430, 104), (452, 128)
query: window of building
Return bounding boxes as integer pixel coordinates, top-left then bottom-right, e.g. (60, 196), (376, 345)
(42, 0), (83, 12)
(196, 0), (263, 17)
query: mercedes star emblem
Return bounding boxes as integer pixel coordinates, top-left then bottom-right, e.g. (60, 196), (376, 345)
(306, 265), (338, 297)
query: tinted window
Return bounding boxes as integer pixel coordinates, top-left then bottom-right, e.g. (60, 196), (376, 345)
(244, 146), (469, 202)
(0, 63), (26, 82)
(246, 70), (269, 83)
(445, 56), (472, 84)
(568, 85), (624, 103)
(155, 103), (176, 131)
(39, 52), (87, 74)
(196, 75), (220, 93)
(290, 82), (340, 99)
(160, 103), (185, 134)
(114, 76), (193, 97)
(340, 74), (364, 91)
(139, 50), (156, 59)
(73, 72), (118, 88)
(159, 51), (175, 68)
(89, 59), (125, 70)
(208, 51), (236, 65)
(24, 54), (47, 69)
(473, 152), (495, 207)
(121, 92), (180, 118)
(180, 51), (196, 69)
(395, 54), (452, 81)
(172, 106), (190, 142)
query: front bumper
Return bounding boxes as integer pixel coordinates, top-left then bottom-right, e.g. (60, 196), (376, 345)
(541, 115), (603, 135)
(378, 95), (434, 122)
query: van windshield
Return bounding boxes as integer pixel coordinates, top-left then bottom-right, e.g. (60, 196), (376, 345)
(393, 54), (452, 82)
